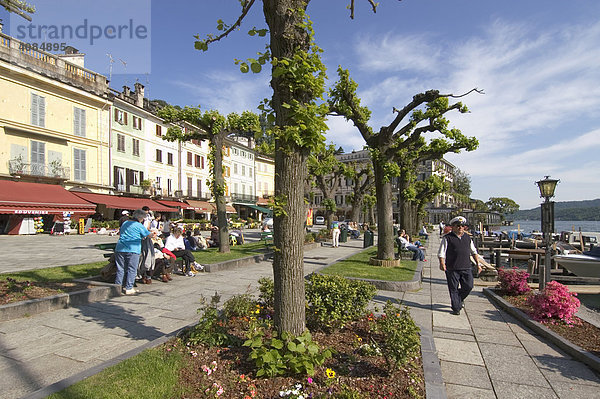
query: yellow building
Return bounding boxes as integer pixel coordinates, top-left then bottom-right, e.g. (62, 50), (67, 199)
(0, 32), (111, 193)
(255, 154), (275, 202)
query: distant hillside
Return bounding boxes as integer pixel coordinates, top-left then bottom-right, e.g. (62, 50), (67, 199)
(510, 199), (600, 221)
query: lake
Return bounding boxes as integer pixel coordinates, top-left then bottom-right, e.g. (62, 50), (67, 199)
(506, 220), (600, 233)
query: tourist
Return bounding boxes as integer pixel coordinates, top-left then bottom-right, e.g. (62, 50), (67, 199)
(438, 216), (482, 315)
(115, 209), (156, 295)
(138, 206), (155, 284)
(165, 227), (203, 276)
(119, 210), (131, 227)
(331, 221), (341, 248)
(438, 220), (445, 235)
(396, 229), (425, 261)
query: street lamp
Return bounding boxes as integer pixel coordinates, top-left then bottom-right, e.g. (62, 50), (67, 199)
(535, 176), (559, 289)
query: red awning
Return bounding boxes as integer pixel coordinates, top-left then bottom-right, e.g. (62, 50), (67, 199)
(156, 200), (193, 210)
(71, 192), (175, 213)
(211, 203), (237, 214)
(185, 200), (211, 211)
(0, 181), (97, 216)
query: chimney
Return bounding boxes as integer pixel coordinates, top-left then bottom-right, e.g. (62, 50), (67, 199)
(122, 86), (131, 98)
(134, 82), (145, 107)
(58, 46), (86, 67)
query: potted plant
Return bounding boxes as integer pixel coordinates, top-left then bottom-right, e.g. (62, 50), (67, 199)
(49, 159), (64, 177)
(140, 179), (152, 194)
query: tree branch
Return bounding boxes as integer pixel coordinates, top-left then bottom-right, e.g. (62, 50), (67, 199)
(442, 87), (485, 98)
(349, 0), (380, 19)
(200, 0), (256, 47)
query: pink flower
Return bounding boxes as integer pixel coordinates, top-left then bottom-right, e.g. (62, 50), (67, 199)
(307, 377), (313, 384)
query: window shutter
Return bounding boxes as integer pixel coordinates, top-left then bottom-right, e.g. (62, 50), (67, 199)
(31, 94), (38, 126)
(124, 112), (128, 125)
(113, 166), (119, 189)
(114, 108), (118, 121)
(125, 168), (132, 190)
(201, 156), (204, 169)
(38, 96), (45, 127)
(140, 171), (144, 183)
(73, 108), (80, 136)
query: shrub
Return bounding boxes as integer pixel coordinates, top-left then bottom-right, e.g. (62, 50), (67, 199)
(243, 328), (332, 377)
(305, 274), (376, 330)
(527, 281), (580, 324)
(183, 294), (239, 347)
(222, 293), (257, 319)
(373, 302), (421, 370)
(305, 232), (316, 243)
(497, 267), (531, 295)
(257, 276), (274, 309)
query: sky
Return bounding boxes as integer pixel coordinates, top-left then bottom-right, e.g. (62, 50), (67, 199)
(2, 0), (600, 210)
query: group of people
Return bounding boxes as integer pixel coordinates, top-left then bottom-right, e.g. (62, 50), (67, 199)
(396, 229), (426, 261)
(114, 207), (207, 295)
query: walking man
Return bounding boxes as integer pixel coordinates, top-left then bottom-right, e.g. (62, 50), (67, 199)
(438, 216), (481, 315)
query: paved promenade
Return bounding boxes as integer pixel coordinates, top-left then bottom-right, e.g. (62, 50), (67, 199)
(1, 233), (599, 398)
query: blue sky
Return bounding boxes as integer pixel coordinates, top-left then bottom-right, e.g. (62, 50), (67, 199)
(3, 0), (600, 210)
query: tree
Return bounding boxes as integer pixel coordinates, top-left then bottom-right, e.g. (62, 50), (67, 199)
(344, 160), (374, 223)
(193, 0), (379, 335)
(158, 106), (260, 253)
(307, 144), (347, 227)
(0, 0), (34, 21)
(452, 168), (472, 207)
(487, 197), (519, 216)
(329, 67), (480, 260)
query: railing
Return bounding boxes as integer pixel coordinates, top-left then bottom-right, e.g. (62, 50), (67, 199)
(231, 193), (258, 204)
(8, 159), (70, 179)
(0, 32), (106, 93)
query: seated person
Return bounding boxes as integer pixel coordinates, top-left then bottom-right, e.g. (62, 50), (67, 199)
(419, 225), (429, 239)
(185, 230), (199, 250)
(165, 227), (203, 276)
(396, 229), (425, 261)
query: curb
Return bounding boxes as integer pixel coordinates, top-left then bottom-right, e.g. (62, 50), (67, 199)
(420, 328), (447, 399)
(483, 287), (600, 373)
(0, 280), (120, 322)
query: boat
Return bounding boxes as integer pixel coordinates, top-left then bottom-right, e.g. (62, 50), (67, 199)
(553, 247), (600, 278)
(559, 231), (600, 251)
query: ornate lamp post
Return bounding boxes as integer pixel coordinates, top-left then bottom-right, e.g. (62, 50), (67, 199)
(535, 176), (559, 289)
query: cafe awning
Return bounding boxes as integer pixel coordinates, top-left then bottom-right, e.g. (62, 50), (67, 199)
(211, 203), (237, 214)
(244, 204), (273, 215)
(0, 181), (96, 216)
(71, 192), (175, 213)
(156, 200), (192, 210)
(185, 200), (211, 211)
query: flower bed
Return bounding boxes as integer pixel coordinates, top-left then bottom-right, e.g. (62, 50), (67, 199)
(0, 278), (92, 305)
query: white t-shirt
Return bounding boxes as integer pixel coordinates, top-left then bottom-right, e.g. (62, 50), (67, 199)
(165, 234), (185, 252)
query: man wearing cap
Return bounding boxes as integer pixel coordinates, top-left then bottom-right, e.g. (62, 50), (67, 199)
(119, 210), (131, 228)
(438, 216), (481, 315)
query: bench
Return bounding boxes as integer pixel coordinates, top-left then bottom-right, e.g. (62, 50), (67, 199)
(260, 231), (274, 247)
(95, 242), (117, 251)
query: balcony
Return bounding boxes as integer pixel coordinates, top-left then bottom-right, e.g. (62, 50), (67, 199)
(231, 193), (258, 204)
(9, 159), (70, 179)
(0, 33), (108, 96)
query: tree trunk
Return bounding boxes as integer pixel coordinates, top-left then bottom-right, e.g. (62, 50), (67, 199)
(264, 0), (310, 335)
(212, 134), (230, 253)
(373, 160), (395, 260)
(351, 197), (362, 223)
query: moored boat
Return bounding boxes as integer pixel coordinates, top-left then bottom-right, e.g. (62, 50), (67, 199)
(553, 247), (600, 278)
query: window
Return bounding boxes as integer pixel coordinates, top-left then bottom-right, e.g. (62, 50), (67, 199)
(249, 167), (252, 178)
(156, 176), (161, 189)
(167, 152), (173, 166)
(132, 170), (140, 186)
(197, 179), (202, 197)
(195, 154), (201, 168)
(114, 108), (127, 125)
(132, 116), (142, 130)
(233, 183), (238, 194)
(233, 148), (238, 155)
(73, 148), (86, 181)
(117, 134), (125, 152)
(187, 177), (193, 196)
(156, 149), (162, 163)
(241, 165), (245, 176)
(73, 107), (86, 137)
(187, 152), (192, 166)
(115, 167), (125, 191)
(241, 150), (246, 158)
(132, 138), (140, 156)
(249, 154), (253, 160)
(233, 163), (238, 174)
(30, 140), (45, 175)
(31, 93), (45, 127)
(241, 184), (245, 195)
(156, 125), (162, 136)
(167, 178), (172, 195)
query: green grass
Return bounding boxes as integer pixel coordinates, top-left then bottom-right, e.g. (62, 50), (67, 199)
(47, 346), (185, 399)
(192, 241), (267, 263)
(320, 247), (418, 281)
(1, 261), (107, 283)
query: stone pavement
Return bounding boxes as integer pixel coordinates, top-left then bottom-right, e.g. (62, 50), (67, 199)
(0, 237), (366, 399)
(1, 232), (599, 398)
(379, 233), (600, 399)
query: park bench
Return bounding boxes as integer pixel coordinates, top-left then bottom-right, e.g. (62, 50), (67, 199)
(260, 231), (274, 247)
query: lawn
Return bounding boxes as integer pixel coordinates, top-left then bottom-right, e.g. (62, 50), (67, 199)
(320, 247), (418, 281)
(46, 346), (186, 399)
(1, 261), (107, 283)
(191, 241), (268, 264)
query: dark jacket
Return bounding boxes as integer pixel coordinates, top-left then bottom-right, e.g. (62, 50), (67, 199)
(445, 232), (473, 270)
